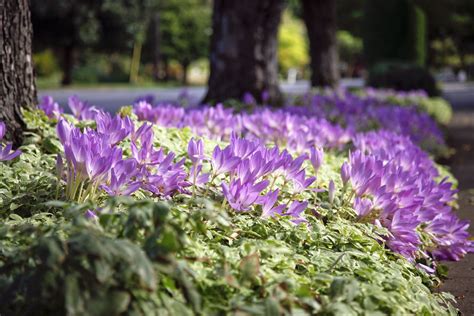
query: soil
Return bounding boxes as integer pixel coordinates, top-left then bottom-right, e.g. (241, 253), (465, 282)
(440, 110), (474, 315)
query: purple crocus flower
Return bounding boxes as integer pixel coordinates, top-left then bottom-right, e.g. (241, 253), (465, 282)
(221, 179), (269, 211)
(353, 197), (373, 217)
(85, 209), (98, 221)
(68, 95), (100, 120)
(188, 138), (205, 164)
(38, 96), (63, 119)
(328, 180), (335, 204)
(211, 145), (241, 175)
(96, 112), (133, 146)
(340, 162), (350, 185)
(131, 127), (164, 166)
(243, 92), (256, 105)
(285, 201), (309, 224)
(0, 122), (21, 161)
(310, 146), (324, 174)
(383, 210), (421, 261)
(347, 150), (382, 196)
(57, 119), (122, 200)
(101, 159), (141, 196)
(189, 164), (210, 187)
(260, 189), (286, 218)
(0, 143), (22, 161)
(291, 170), (316, 194)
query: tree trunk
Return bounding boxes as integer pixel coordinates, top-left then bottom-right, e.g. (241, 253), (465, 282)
(163, 58), (170, 81)
(151, 13), (161, 82)
(204, 0), (285, 105)
(181, 61), (189, 85)
(61, 45), (74, 86)
(0, 0), (37, 146)
(302, 0), (339, 87)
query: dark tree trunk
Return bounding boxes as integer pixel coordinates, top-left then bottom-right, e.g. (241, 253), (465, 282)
(151, 13), (161, 81)
(181, 61), (189, 85)
(61, 45), (74, 86)
(163, 58), (170, 81)
(0, 0), (37, 146)
(302, 0), (339, 87)
(204, 0), (285, 105)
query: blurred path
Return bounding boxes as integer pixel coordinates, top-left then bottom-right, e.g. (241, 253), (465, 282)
(440, 103), (474, 315)
(39, 80), (474, 111)
(38, 79), (365, 111)
(443, 82), (474, 110)
(38, 81), (310, 112)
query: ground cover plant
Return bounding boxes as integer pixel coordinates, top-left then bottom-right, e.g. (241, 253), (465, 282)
(0, 89), (472, 315)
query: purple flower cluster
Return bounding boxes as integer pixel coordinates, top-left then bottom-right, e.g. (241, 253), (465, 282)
(39, 94), (472, 264)
(38, 96), (63, 119)
(210, 134), (317, 224)
(0, 122), (21, 161)
(56, 112), (189, 202)
(346, 131), (471, 261)
(131, 90), (443, 153)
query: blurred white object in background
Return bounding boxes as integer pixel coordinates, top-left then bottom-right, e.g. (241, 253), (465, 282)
(458, 70), (467, 83)
(287, 68), (298, 84)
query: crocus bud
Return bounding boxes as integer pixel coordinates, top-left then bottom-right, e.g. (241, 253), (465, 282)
(341, 162), (350, 185)
(85, 209), (98, 221)
(310, 147), (324, 173)
(187, 138), (204, 164)
(0, 121), (5, 140)
(328, 180), (335, 204)
(354, 197), (373, 217)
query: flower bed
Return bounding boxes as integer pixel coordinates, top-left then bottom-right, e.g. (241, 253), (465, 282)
(0, 90), (471, 315)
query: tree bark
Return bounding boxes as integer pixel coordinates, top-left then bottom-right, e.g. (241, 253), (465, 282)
(302, 0), (339, 87)
(181, 61), (189, 85)
(0, 0), (37, 146)
(204, 0), (285, 105)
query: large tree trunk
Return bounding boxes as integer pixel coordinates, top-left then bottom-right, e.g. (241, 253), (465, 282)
(0, 0), (37, 146)
(204, 0), (285, 105)
(302, 0), (339, 87)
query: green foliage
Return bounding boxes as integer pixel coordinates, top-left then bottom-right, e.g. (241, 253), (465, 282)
(0, 110), (459, 315)
(156, 0), (211, 68)
(72, 54), (130, 83)
(411, 5), (427, 67)
(33, 49), (60, 77)
(0, 199), (199, 315)
(337, 31), (363, 65)
(278, 11), (309, 75)
(363, 0), (427, 67)
(382, 94), (453, 126)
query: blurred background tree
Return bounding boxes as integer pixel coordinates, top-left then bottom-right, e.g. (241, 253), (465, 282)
(301, 0), (339, 87)
(28, 0), (474, 93)
(278, 11), (309, 81)
(152, 0), (211, 84)
(204, 0), (285, 104)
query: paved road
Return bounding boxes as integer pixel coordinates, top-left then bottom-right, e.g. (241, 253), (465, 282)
(442, 82), (474, 110)
(440, 108), (474, 315)
(39, 80), (474, 112)
(38, 79), (368, 112)
(38, 81), (311, 112)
